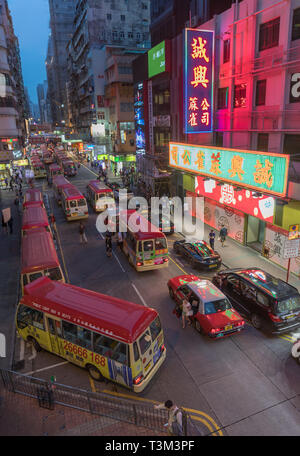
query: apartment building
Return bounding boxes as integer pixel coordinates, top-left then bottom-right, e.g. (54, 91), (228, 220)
(67, 0), (150, 144)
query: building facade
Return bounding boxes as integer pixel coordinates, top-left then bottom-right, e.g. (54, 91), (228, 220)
(134, 0), (300, 277)
(0, 0), (27, 187)
(67, 0), (151, 144)
(47, 0), (77, 126)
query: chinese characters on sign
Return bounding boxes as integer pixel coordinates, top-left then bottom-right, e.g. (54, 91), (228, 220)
(184, 29), (213, 133)
(169, 142), (290, 197)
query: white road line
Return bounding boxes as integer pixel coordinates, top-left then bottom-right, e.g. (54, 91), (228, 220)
(131, 283), (148, 307)
(113, 250), (126, 273)
(24, 361), (69, 376)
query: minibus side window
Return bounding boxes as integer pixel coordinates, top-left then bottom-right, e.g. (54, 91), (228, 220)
(62, 320), (77, 344)
(111, 342), (128, 365)
(93, 333), (117, 357)
(46, 267), (62, 281)
(32, 309), (45, 330)
(77, 327), (92, 350)
(23, 274), (28, 288)
(138, 330), (152, 355)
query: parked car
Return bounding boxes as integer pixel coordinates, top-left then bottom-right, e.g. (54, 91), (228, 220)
(212, 268), (300, 334)
(167, 274), (244, 338)
(173, 239), (221, 269)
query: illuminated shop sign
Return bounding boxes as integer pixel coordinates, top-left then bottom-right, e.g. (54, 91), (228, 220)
(169, 142), (290, 197)
(148, 41), (166, 78)
(195, 176), (275, 223)
(134, 82), (146, 154)
(183, 29), (214, 134)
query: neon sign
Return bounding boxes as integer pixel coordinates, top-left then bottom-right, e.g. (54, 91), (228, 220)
(169, 142), (290, 197)
(184, 29), (214, 134)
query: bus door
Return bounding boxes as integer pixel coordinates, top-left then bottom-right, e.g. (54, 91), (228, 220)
(46, 316), (63, 356)
(141, 240), (155, 267)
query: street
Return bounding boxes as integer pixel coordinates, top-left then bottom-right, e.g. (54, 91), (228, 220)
(11, 163), (300, 436)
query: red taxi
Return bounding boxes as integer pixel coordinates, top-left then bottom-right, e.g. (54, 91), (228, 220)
(167, 275), (244, 338)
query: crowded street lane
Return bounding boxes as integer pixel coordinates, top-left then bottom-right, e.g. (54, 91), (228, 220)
(13, 163), (300, 436)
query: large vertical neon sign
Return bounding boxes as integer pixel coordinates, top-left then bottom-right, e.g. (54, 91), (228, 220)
(184, 28), (214, 134)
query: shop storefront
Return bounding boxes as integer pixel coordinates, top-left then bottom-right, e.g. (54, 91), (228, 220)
(170, 142), (299, 277)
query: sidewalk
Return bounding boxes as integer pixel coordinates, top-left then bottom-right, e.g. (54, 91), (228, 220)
(0, 387), (166, 436)
(0, 187), (22, 370)
(202, 224), (300, 291)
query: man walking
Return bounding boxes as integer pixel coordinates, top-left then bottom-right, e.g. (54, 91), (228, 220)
(79, 222), (87, 244)
(154, 400), (185, 436)
(209, 229), (216, 250)
(219, 224), (228, 247)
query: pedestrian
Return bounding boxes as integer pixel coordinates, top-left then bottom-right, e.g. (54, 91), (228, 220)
(117, 231), (123, 250)
(209, 229), (216, 250)
(105, 232), (112, 257)
(9, 179), (14, 191)
(154, 400), (185, 436)
(8, 216), (13, 234)
(181, 298), (192, 329)
(79, 222), (87, 244)
(4, 177), (8, 189)
(50, 213), (56, 232)
(219, 224), (228, 247)
(77, 162), (81, 169)
(1, 213), (8, 234)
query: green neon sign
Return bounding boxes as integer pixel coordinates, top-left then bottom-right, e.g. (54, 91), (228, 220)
(148, 41), (166, 78)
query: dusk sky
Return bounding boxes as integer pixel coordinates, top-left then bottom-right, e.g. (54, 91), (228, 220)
(9, 0), (50, 104)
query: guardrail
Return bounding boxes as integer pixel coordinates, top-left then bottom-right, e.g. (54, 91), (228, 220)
(0, 369), (204, 436)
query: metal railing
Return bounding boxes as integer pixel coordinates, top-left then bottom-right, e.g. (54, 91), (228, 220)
(0, 369), (204, 436)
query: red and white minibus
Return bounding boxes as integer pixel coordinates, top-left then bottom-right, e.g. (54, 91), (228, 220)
(49, 163), (62, 179)
(23, 188), (44, 209)
(16, 277), (166, 392)
(22, 205), (52, 236)
(53, 175), (71, 205)
(62, 159), (77, 177)
(86, 180), (115, 212)
(20, 227), (65, 294)
(61, 184), (88, 221)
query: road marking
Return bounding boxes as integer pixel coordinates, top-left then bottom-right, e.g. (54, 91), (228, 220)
(113, 250), (126, 273)
(24, 361), (69, 376)
(101, 389), (221, 435)
(132, 283), (148, 307)
(168, 255), (187, 274)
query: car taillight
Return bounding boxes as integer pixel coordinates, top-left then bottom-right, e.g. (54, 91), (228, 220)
(236, 321), (244, 327)
(268, 312), (281, 322)
(163, 258), (168, 262)
(161, 344), (165, 352)
(133, 375), (143, 385)
(137, 262), (143, 267)
(210, 328), (221, 334)
(84, 211), (88, 214)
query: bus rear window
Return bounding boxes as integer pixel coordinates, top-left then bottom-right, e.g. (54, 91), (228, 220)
(155, 238), (167, 250)
(78, 199), (86, 207)
(138, 330), (152, 355)
(69, 200), (77, 208)
(276, 295), (300, 314)
(143, 240), (153, 252)
(29, 272), (43, 282)
(46, 267), (62, 281)
(149, 316), (162, 341)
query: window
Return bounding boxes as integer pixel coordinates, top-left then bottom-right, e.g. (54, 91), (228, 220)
(133, 342), (140, 362)
(138, 330), (152, 355)
(128, 32), (133, 39)
(32, 310), (45, 330)
(29, 272), (43, 282)
(143, 240), (153, 252)
(259, 17), (280, 51)
(155, 238), (167, 250)
(17, 305), (33, 329)
(204, 299), (231, 315)
(256, 291), (270, 309)
(256, 79), (266, 106)
(291, 8), (300, 41)
(23, 275), (28, 288)
(277, 295), (300, 313)
(93, 333), (117, 357)
(107, 13), (111, 20)
(223, 39), (230, 63)
(149, 316), (162, 341)
(111, 342), (128, 364)
(77, 327), (92, 350)
(257, 133), (269, 152)
(69, 200), (77, 208)
(217, 87), (228, 109)
(178, 285), (190, 296)
(234, 83), (247, 108)
(78, 199), (86, 207)
(46, 267), (62, 281)
(62, 321), (77, 344)
(121, 14), (125, 21)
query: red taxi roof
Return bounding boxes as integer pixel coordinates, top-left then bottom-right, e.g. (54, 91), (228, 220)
(21, 228), (59, 273)
(88, 180), (113, 194)
(62, 184), (86, 200)
(22, 206), (49, 230)
(62, 160), (75, 166)
(120, 210), (165, 240)
(23, 188), (43, 207)
(23, 277), (157, 343)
